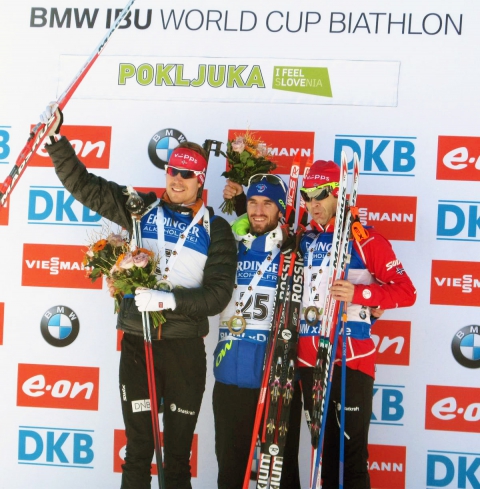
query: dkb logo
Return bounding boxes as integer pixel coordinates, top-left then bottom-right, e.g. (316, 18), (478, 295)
(371, 384), (405, 426)
(28, 186), (101, 226)
(427, 449), (480, 488)
(437, 200), (480, 241)
(18, 426), (94, 468)
(334, 135), (416, 176)
(0, 125), (11, 165)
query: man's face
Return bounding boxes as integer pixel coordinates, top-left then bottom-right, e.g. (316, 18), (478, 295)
(306, 193), (337, 226)
(247, 195), (282, 235)
(165, 169), (201, 205)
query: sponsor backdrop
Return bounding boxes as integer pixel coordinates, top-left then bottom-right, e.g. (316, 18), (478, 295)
(0, 1), (478, 488)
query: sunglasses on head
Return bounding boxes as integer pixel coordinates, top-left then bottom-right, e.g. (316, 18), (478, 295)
(300, 182), (339, 202)
(166, 165), (204, 180)
(248, 174), (287, 192)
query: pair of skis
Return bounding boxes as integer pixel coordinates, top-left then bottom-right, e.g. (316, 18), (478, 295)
(309, 151), (360, 489)
(242, 156), (309, 489)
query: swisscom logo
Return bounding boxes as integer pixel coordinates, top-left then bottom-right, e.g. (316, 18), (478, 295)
(17, 363), (99, 411)
(226, 129), (314, 175)
(29, 125), (112, 169)
(22, 243), (102, 290)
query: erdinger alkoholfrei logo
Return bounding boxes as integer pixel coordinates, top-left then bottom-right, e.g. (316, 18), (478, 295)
(452, 325), (480, 369)
(148, 128), (187, 169)
(40, 305), (79, 347)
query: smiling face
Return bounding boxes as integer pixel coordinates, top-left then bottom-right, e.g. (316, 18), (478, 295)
(305, 192), (337, 226)
(247, 195), (282, 235)
(165, 169), (202, 205)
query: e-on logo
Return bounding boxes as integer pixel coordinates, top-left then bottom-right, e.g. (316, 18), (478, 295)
(452, 325), (480, 369)
(148, 128), (187, 169)
(40, 305), (79, 347)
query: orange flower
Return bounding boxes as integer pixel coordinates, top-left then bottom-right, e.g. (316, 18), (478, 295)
(133, 247), (154, 257)
(92, 239), (108, 252)
(116, 253), (126, 266)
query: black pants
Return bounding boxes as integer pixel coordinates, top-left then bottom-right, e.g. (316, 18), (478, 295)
(321, 366), (373, 489)
(286, 366), (373, 489)
(119, 333), (206, 489)
(213, 381), (298, 489)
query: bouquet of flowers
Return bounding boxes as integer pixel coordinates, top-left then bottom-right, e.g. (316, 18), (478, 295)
(220, 130), (277, 215)
(83, 230), (166, 327)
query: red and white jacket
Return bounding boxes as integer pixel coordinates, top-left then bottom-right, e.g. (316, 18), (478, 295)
(297, 220), (416, 378)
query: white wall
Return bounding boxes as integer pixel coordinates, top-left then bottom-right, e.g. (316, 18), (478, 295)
(1, 1), (479, 488)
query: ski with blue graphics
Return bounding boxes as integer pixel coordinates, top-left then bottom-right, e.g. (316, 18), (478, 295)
(309, 152), (362, 489)
(242, 155), (303, 489)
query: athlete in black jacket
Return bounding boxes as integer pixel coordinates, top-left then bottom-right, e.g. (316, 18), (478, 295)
(41, 103), (237, 489)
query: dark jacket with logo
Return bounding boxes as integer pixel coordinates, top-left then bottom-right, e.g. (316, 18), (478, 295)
(46, 136), (237, 339)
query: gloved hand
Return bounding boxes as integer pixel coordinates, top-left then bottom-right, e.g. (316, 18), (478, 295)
(135, 287), (176, 312)
(39, 101), (63, 142)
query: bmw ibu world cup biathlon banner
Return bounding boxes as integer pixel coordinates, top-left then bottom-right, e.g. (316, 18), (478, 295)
(0, 1), (479, 488)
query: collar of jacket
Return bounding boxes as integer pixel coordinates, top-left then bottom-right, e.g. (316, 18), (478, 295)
(310, 216), (335, 233)
(232, 214), (283, 252)
(161, 192), (205, 217)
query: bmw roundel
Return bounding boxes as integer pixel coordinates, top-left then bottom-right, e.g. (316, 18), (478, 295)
(451, 325), (480, 369)
(148, 128), (187, 169)
(40, 305), (80, 347)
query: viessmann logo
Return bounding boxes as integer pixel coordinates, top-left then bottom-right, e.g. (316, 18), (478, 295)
(17, 363), (99, 411)
(437, 135), (480, 181)
(113, 429), (198, 477)
(356, 195), (417, 241)
(425, 385), (480, 433)
(226, 129), (314, 174)
(29, 125), (111, 168)
(371, 320), (411, 366)
(21, 243), (102, 290)
(368, 444), (406, 489)
(430, 260), (480, 306)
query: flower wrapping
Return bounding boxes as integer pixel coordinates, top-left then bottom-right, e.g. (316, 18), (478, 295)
(220, 130), (277, 215)
(83, 229), (166, 327)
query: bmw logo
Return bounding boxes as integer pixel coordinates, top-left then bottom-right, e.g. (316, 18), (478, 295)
(40, 305), (79, 347)
(451, 325), (480, 369)
(148, 128), (188, 169)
